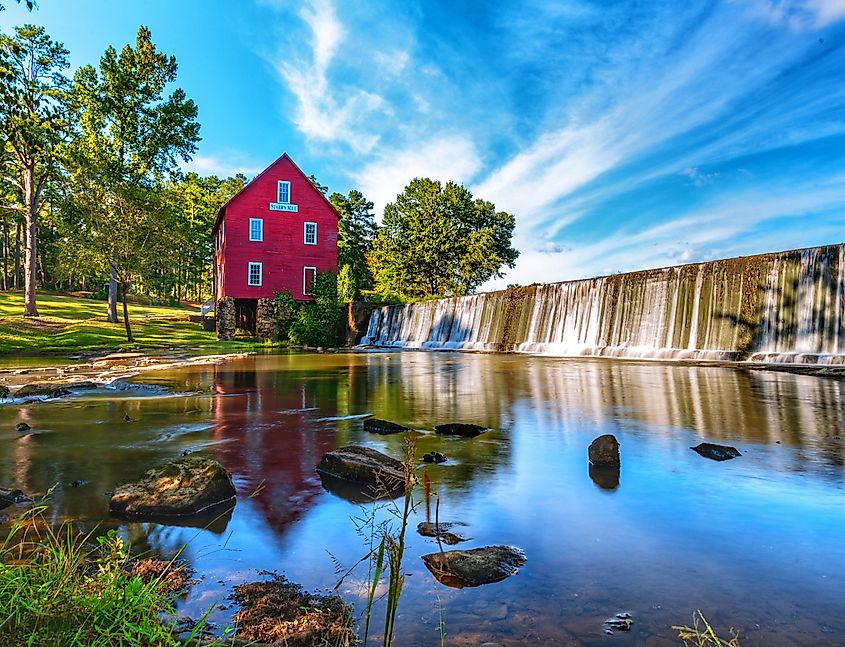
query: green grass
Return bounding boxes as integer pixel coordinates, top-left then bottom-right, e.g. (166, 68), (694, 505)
(0, 503), (183, 646)
(0, 291), (262, 354)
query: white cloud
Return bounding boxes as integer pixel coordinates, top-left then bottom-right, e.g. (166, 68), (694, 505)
(681, 167), (720, 187)
(352, 135), (483, 218)
(272, 0), (386, 153)
(743, 0), (845, 29)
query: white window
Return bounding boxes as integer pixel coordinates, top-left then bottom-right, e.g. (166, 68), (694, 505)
(304, 221), (317, 245)
(277, 180), (291, 204)
(303, 266), (317, 295)
(249, 218), (263, 241)
(248, 262), (262, 286)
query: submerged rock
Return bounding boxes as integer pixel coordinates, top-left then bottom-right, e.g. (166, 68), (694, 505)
(588, 434), (620, 466)
(422, 451), (447, 464)
(109, 455), (236, 517)
(15, 422), (31, 433)
(15, 381), (97, 399)
(434, 423), (488, 438)
(421, 545), (526, 588)
(604, 612), (634, 635)
(691, 442), (741, 461)
(316, 445), (406, 494)
(417, 521), (468, 545)
(363, 418), (411, 435)
(0, 487), (29, 510)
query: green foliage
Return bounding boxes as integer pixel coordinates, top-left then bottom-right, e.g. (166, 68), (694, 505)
(0, 504), (181, 646)
(273, 289), (298, 341)
(331, 189), (377, 299)
(369, 178), (519, 300)
(286, 272), (342, 347)
(337, 263), (356, 304)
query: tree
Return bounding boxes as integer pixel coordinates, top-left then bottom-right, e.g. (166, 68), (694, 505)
(67, 26), (199, 339)
(368, 178), (519, 300)
(0, 25), (71, 315)
(330, 189), (376, 299)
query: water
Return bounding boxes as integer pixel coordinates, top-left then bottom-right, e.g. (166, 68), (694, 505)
(362, 244), (845, 364)
(2, 351), (844, 645)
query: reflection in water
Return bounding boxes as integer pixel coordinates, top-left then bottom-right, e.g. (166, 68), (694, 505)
(1, 351), (844, 645)
(589, 463), (620, 490)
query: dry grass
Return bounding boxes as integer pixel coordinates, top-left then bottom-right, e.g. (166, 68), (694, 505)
(674, 611), (741, 646)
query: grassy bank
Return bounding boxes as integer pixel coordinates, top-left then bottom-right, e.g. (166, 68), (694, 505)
(0, 291), (258, 354)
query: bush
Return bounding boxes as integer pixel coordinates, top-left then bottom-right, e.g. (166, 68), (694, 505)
(280, 273), (342, 347)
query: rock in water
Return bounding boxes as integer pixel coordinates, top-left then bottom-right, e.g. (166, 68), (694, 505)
(422, 451), (447, 464)
(15, 422), (31, 433)
(589, 463), (620, 490)
(588, 434), (620, 466)
(0, 487), (29, 510)
(15, 383), (72, 399)
(417, 521), (468, 545)
(363, 418), (411, 435)
(434, 423), (488, 438)
(421, 545), (526, 588)
(316, 445), (405, 493)
(109, 455), (236, 517)
(0, 385), (10, 399)
(691, 442), (741, 461)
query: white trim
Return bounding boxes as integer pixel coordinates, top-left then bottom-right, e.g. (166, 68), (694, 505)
(277, 180), (291, 204)
(304, 221), (317, 245)
(248, 262), (263, 286)
(303, 266), (317, 295)
(249, 218), (263, 241)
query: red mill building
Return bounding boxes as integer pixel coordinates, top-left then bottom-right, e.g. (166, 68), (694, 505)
(212, 153), (339, 339)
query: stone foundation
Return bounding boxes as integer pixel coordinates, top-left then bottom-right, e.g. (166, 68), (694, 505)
(344, 302), (378, 346)
(256, 298), (277, 341)
(216, 297), (236, 340)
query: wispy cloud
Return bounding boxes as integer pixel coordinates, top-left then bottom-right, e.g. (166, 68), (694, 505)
(743, 0), (845, 30)
(269, 0), (386, 153)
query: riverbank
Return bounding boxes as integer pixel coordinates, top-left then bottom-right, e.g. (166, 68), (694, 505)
(0, 291), (265, 355)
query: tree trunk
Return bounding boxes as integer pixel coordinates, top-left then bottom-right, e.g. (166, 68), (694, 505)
(107, 267), (119, 323)
(2, 218), (8, 291)
(121, 282), (134, 343)
(23, 164), (38, 316)
(14, 219), (21, 290)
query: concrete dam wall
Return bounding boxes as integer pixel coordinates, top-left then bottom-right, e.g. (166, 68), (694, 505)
(360, 243), (845, 364)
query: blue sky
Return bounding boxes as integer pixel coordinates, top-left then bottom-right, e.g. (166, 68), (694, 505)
(2, 0), (845, 288)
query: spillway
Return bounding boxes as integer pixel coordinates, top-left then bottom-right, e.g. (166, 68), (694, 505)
(360, 244), (845, 364)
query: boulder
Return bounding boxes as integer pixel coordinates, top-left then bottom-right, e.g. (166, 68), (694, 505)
(363, 418), (411, 435)
(417, 521), (468, 545)
(434, 423), (488, 438)
(422, 451), (447, 464)
(421, 545), (526, 588)
(15, 381), (97, 399)
(316, 445), (405, 494)
(15, 422), (31, 433)
(109, 455), (236, 517)
(691, 442), (741, 461)
(0, 385), (9, 399)
(588, 434), (620, 466)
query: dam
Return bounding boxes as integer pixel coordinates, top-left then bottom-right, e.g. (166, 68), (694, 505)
(361, 243), (845, 364)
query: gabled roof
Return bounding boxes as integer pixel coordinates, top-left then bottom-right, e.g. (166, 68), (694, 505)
(212, 152), (341, 233)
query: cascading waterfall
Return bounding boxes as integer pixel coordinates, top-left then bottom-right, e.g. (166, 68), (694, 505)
(360, 243), (845, 364)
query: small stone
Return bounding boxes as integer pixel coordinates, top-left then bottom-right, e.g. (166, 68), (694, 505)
(422, 451), (447, 464)
(588, 434), (620, 466)
(691, 442), (741, 461)
(71, 480), (87, 488)
(15, 422), (31, 433)
(363, 418), (411, 435)
(124, 414), (132, 422)
(421, 545), (526, 588)
(434, 423), (488, 438)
